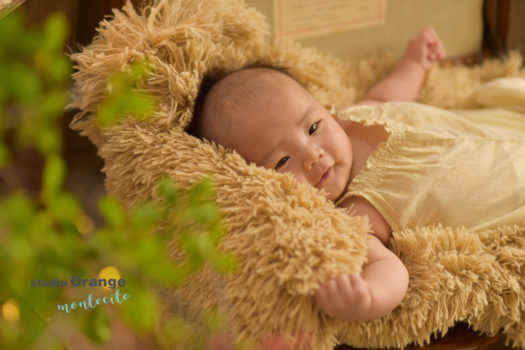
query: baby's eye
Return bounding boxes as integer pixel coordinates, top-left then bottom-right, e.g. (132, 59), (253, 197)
(309, 121), (320, 135)
(275, 156), (290, 169)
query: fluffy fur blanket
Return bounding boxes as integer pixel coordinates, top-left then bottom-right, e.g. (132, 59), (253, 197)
(69, 0), (525, 348)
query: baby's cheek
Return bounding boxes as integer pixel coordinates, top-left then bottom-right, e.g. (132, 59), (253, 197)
(289, 170), (309, 185)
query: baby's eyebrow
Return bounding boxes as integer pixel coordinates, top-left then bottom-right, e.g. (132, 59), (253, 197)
(297, 104), (317, 127)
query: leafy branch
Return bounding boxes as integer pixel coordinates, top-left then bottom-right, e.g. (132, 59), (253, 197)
(0, 8), (235, 350)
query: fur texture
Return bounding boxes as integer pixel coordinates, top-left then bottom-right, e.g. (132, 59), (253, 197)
(69, 0), (525, 348)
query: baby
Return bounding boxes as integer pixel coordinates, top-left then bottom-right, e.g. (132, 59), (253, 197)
(190, 28), (446, 322)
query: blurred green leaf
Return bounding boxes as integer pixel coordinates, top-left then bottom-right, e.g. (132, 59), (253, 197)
(36, 126), (61, 154)
(7, 61), (42, 102)
(121, 287), (157, 332)
(0, 8), (23, 47)
(98, 197), (126, 229)
(157, 176), (178, 206)
(97, 91), (155, 128)
(185, 203), (220, 223)
(84, 307), (111, 343)
(96, 60), (156, 128)
(42, 13), (67, 53)
(128, 60), (151, 81)
(0, 142), (8, 166)
(46, 55), (72, 83)
(157, 316), (194, 348)
(0, 192), (35, 229)
(204, 309), (228, 332)
(209, 252), (238, 274)
(188, 178), (215, 204)
(41, 89), (68, 120)
(131, 202), (164, 233)
(47, 192), (81, 227)
(42, 154), (66, 202)
(9, 232), (32, 260)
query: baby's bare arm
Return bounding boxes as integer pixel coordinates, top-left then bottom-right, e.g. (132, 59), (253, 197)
(341, 196), (392, 245)
(360, 234), (409, 319)
(315, 235), (409, 321)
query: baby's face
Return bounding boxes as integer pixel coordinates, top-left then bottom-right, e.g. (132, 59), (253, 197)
(228, 72), (353, 201)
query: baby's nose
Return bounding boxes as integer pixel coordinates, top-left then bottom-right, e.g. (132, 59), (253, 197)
(303, 147), (324, 172)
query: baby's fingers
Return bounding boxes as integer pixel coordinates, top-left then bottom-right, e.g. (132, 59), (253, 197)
(315, 280), (338, 311)
(314, 283), (328, 306)
(347, 273), (369, 300)
(315, 274), (371, 320)
(324, 279), (342, 303)
(315, 277), (353, 314)
(335, 274), (353, 296)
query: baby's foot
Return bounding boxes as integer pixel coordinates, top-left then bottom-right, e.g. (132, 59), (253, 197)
(403, 27), (446, 70)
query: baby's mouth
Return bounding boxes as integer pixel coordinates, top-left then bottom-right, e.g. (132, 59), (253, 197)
(315, 166), (332, 187)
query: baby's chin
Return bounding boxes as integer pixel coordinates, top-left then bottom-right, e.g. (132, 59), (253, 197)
(318, 181), (343, 202)
(327, 189), (344, 202)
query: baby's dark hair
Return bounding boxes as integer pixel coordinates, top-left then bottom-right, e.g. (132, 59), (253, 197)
(186, 62), (301, 144)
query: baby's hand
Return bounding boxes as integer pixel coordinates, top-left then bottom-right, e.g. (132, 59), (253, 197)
(314, 273), (372, 321)
(403, 27), (446, 70)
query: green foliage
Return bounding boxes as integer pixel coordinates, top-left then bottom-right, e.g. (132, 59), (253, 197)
(97, 60), (157, 128)
(84, 307), (111, 343)
(0, 7), (236, 350)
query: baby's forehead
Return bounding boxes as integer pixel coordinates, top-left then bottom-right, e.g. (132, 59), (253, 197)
(203, 67), (308, 139)
(211, 68), (297, 118)
(219, 67), (296, 94)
